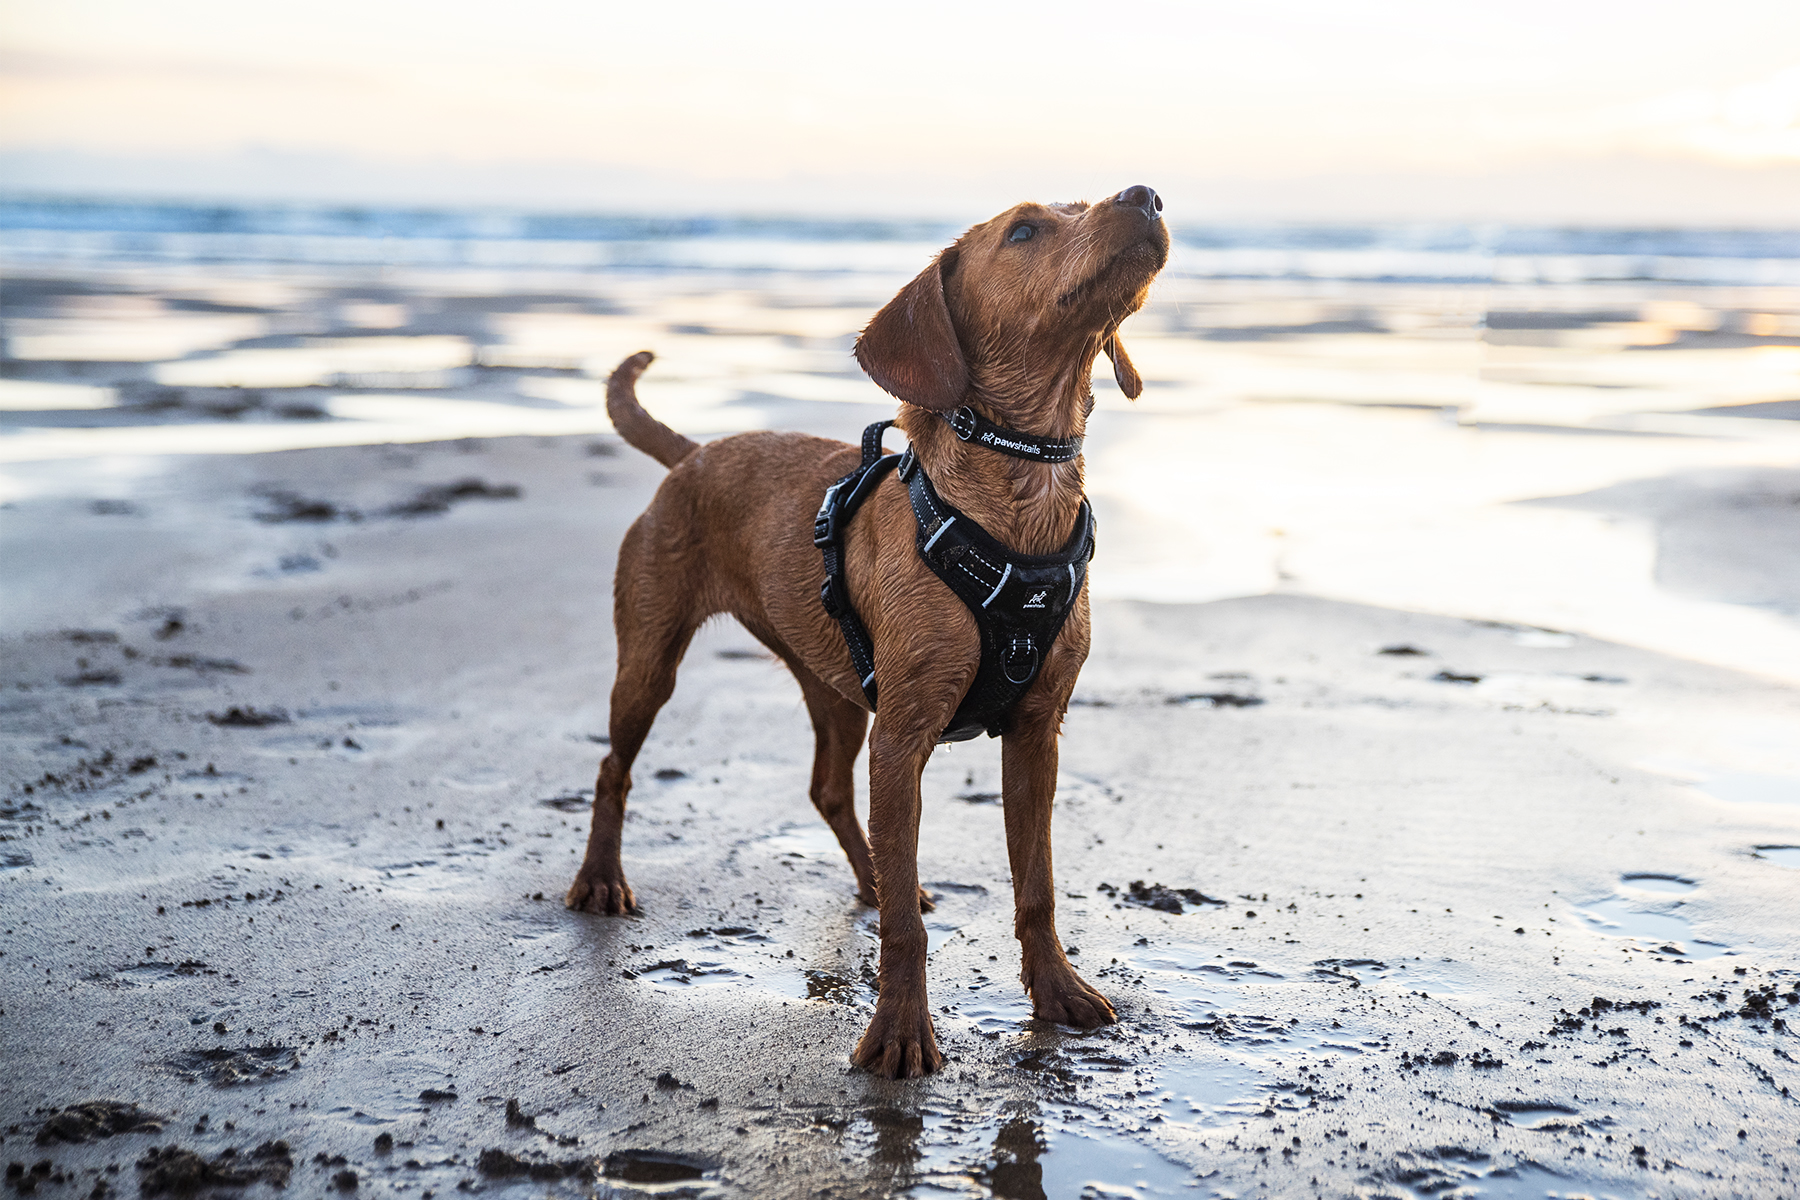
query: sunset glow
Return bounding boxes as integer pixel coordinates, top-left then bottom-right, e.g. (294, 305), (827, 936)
(2, 0), (1797, 218)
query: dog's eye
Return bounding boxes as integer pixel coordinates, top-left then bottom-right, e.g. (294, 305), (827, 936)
(1007, 223), (1036, 244)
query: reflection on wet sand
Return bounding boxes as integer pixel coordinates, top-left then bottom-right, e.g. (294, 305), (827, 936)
(6, 260), (1798, 692)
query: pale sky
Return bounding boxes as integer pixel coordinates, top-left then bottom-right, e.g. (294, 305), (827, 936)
(3, 0), (1798, 220)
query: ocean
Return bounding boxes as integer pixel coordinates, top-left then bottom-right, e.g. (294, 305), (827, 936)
(3, 197), (1799, 286)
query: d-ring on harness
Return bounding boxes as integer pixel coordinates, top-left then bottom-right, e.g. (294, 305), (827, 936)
(814, 413), (1094, 743)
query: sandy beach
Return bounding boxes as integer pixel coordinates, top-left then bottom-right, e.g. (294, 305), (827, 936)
(3, 253), (1799, 1198)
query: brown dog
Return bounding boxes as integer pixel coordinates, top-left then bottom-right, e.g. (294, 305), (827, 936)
(567, 186), (1169, 1078)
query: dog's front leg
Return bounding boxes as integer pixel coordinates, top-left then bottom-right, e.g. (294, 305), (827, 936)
(852, 718), (943, 1079)
(1002, 699), (1117, 1029)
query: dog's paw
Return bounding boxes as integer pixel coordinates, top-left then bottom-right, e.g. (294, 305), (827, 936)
(852, 1002), (943, 1079)
(564, 870), (636, 915)
(1027, 970), (1117, 1030)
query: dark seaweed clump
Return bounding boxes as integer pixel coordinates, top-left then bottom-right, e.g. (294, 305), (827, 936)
(137, 1142), (292, 1194)
(1098, 880), (1225, 913)
(385, 479), (521, 517)
(36, 1102), (165, 1145)
(206, 707), (290, 728)
(476, 1149), (592, 1182)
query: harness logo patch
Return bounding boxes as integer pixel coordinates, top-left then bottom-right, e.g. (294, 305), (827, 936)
(1022, 589), (1050, 609)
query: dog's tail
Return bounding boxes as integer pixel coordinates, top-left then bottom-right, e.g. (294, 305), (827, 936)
(606, 351), (699, 469)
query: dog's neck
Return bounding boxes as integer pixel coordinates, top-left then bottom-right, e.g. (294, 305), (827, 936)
(894, 350), (1095, 557)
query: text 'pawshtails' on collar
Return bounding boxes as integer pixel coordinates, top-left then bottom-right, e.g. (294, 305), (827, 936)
(814, 420), (1094, 744)
(942, 405), (1083, 463)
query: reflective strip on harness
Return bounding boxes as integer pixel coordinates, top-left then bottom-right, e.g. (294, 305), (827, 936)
(981, 562), (1012, 609)
(922, 515), (956, 554)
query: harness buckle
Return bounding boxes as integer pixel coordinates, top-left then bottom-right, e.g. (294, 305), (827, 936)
(948, 406), (977, 441)
(812, 485), (840, 548)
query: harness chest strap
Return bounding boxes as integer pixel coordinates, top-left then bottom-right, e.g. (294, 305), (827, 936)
(812, 420), (900, 707)
(899, 445), (1093, 742)
(814, 419), (1095, 743)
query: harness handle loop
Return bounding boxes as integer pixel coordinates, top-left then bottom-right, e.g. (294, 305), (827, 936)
(860, 418), (894, 464)
(1002, 634), (1039, 685)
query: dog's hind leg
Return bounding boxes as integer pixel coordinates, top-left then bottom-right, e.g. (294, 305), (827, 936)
(786, 663), (936, 913)
(566, 528), (704, 916)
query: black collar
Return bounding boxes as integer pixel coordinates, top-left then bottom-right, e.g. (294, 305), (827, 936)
(942, 405), (1082, 463)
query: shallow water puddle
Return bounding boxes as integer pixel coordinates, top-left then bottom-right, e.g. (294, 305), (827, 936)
(1472, 1166), (1642, 1200)
(230, 703), (419, 760)
(1132, 951), (1287, 993)
(1484, 1171), (1642, 1200)
(1510, 628), (1576, 648)
(371, 853), (491, 895)
(617, 929), (809, 998)
(435, 767), (515, 790)
(88, 958), (220, 988)
(1322, 957), (1483, 998)
(1422, 668), (1625, 711)
(1379, 1154), (1641, 1200)
(1153, 1056), (1271, 1126)
(153, 336), (473, 390)
(1571, 874), (1729, 959)
(310, 1064), (468, 1125)
(498, 911), (563, 944)
(841, 887), (969, 956)
(1122, 947), (1391, 1128)
(1573, 899), (1698, 945)
(1694, 771), (1800, 806)
(1489, 1100), (1582, 1130)
(1035, 1125), (1196, 1199)
(761, 820), (842, 860)
(1616, 873), (1696, 895)
(947, 991), (1035, 1036)
(924, 921), (964, 956)
(803, 968), (873, 1006)
(894, 1108), (1194, 1199)
(630, 957), (798, 994)
(1640, 757), (1800, 808)
(1137, 946), (1477, 1004)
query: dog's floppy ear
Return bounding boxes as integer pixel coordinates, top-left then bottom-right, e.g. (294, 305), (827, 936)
(855, 248), (968, 411)
(1103, 334), (1142, 400)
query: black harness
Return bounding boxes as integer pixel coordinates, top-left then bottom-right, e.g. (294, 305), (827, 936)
(813, 410), (1094, 743)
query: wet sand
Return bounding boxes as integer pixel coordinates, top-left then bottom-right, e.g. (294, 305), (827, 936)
(3, 428), (1798, 1199)
(3, 265), (1800, 1197)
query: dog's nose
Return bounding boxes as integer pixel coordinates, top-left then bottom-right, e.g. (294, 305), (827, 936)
(1113, 185), (1162, 221)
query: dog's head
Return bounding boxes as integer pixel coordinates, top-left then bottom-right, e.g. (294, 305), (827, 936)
(855, 185), (1168, 414)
